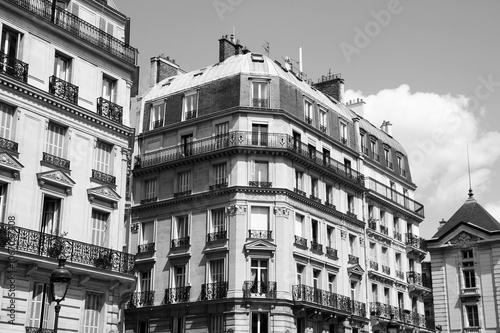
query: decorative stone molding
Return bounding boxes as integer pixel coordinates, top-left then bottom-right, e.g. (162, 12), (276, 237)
(359, 236), (365, 247)
(340, 229), (347, 240)
(274, 206), (289, 217)
(226, 204), (247, 216)
(450, 231), (480, 248)
(131, 222), (139, 234)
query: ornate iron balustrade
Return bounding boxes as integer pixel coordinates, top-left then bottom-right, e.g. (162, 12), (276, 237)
(0, 51), (28, 82)
(294, 187), (306, 196)
(164, 286), (190, 304)
(348, 254), (359, 265)
(42, 152), (70, 169)
(380, 225), (388, 235)
(394, 230), (402, 241)
(401, 169), (407, 177)
(353, 300), (367, 317)
(309, 194), (321, 203)
(382, 265), (391, 275)
(97, 97), (123, 124)
(171, 236), (190, 248)
(49, 76), (78, 104)
(292, 284), (352, 312)
(407, 271), (432, 288)
(341, 137), (348, 145)
(4, 0), (137, 64)
(248, 181), (272, 188)
(368, 220), (377, 230)
(367, 178), (425, 218)
(25, 328), (54, 333)
(243, 281), (277, 298)
(151, 119), (163, 129)
(326, 247), (338, 259)
(0, 223), (134, 274)
(201, 281), (228, 300)
(209, 182), (228, 190)
(91, 169), (116, 185)
(138, 131), (365, 186)
(207, 230), (227, 242)
(137, 243), (155, 253)
(174, 190), (192, 198)
(294, 235), (307, 247)
(130, 291), (154, 307)
(406, 233), (427, 252)
(252, 98), (269, 108)
(185, 110), (197, 120)
(320, 125), (327, 132)
(0, 137), (19, 153)
(370, 302), (391, 318)
(396, 270), (404, 279)
(305, 116), (312, 124)
(140, 197), (157, 204)
(248, 229), (272, 240)
(310, 241), (323, 253)
(346, 211), (357, 219)
(369, 260), (379, 271)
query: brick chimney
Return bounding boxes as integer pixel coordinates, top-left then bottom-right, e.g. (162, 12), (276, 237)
(219, 34), (243, 62)
(380, 120), (393, 136)
(150, 55), (181, 87)
(346, 98), (365, 117)
(313, 72), (344, 103)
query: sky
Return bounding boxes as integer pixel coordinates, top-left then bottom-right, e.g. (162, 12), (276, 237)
(114, 0), (500, 239)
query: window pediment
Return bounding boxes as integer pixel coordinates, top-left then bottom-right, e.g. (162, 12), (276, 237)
(244, 239), (276, 256)
(87, 185), (121, 208)
(37, 169), (75, 194)
(0, 151), (23, 179)
(348, 264), (365, 281)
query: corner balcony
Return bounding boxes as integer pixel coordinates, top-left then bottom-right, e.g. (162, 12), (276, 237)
(97, 97), (123, 124)
(0, 224), (134, 274)
(406, 233), (427, 260)
(209, 182), (228, 191)
(294, 235), (308, 248)
(248, 181), (272, 188)
(243, 281), (277, 298)
(0, 51), (28, 82)
(0, 137), (19, 153)
(292, 284), (355, 314)
(201, 281), (228, 300)
(140, 197), (157, 205)
(366, 178), (425, 219)
(407, 271), (432, 295)
(91, 169), (116, 185)
(370, 303), (434, 331)
(137, 243), (155, 254)
(248, 229), (272, 240)
(164, 286), (190, 304)
(5, 0), (138, 64)
(130, 291), (155, 308)
(49, 76), (78, 105)
(252, 98), (269, 108)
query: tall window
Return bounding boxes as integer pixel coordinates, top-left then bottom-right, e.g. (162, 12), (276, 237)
(181, 134), (193, 156)
(292, 131), (301, 150)
(319, 108), (327, 131)
(0, 183), (7, 223)
(0, 103), (14, 140)
(340, 122), (348, 144)
(149, 104), (165, 130)
(360, 132), (368, 155)
(304, 100), (313, 124)
(102, 76), (117, 102)
(46, 123), (65, 157)
(144, 179), (157, 200)
(328, 274), (336, 292)
(397, 154), (406, 176)
(174, 215), (189, 239)
(29, 283), (50, 329)
(349, 234), (356, 256)
(251, 124), (268, 146)
(252, 81), (269, 108)
(251, 161), (268, 183)
(371, 139), (379, 162)
(173, 265), (187, 288)
(172, 317), (185, 333)
(296, 264), (304, 285)
(215, 122), (229, 148)
(209, 260), (225, 283)
(140, 221), (154, 246)
(90, 210), (108, 247)
(83, 293), (102, 333)
(1, 25), (19, 59)
(211, 314), (224, 333)
(95, 141), (112, 174)
(326, 226), (335, 248)
(295, 170), (304, 191)
(371, 284), (378, 302)
(295, 214), (304, 238)
(139, 270), (152, 293)
(381, 247), (388, 266)
(250, 206), (269, 232)
(384, 147), (393, 169)
(347, 194), (355, 214)
(325, 184), (333, 205)
(311, 219), (319, 244)
(251, 312), (268, 333)
(384, 287), (390, 304)
(250, 259), (268, 293)
(463, 270), (476, 289)
(311, 177), (318, 198)
(395, 253), (402, 272)
(213, 163), (227, 185)
(210, 208), (226, 233)
(183, 92), (198, 120)
(54, 53), (71, 81)
(369, 242), (377, 261)
(466, 305), (479, 327)
(178, 171), (191, 193)
(313, 269), (321, 289)
(41, 196), (61, 235)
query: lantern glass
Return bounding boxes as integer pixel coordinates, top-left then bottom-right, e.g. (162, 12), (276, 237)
(53, 281), (68, 300)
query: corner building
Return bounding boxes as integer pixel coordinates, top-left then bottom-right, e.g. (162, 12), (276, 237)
(128, 37), (431, 333)
(0, 0), (138, 332)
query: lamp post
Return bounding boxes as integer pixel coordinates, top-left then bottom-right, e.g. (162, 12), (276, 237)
(50, 258), (72, 333)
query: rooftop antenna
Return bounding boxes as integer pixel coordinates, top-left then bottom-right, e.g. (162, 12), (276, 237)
(467, 145), (473, 198)
(262, 40), (270, 57)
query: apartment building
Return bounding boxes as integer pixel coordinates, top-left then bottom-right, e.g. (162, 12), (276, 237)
(0, 0), (138, 332)
(126, 36), (432, 333)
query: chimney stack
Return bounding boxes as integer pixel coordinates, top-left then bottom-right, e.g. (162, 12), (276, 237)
(438, 218), (446, 230)
(313, 72), (344, 103)
(219, 34), (244, 62)
(150, 55), (181, 87)
(346, 98), (365, 117)
(380, 120), (393, 136)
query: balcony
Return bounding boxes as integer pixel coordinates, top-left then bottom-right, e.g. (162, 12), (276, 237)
(243, 281), (277, 298)
(164, 286), (190, 304)
(369, 260), (379, 271)
(373, 152), (380, 162)
(5, 0), (137, 64)
(407, 271), (432, 295)
(309, 194), (321, 203)
(0, 223), (134, 274)
(368, 220), (377, 230)
(346, 211), (357, 219)
(305, 116), (313, 125)
(348, 254), (359, 265)
(97, 97), (123, 124)
(326, 246), (338, 259)
(248, 229), (272, 240)
(200, 281), (228, 300)
(382, 265), (391, 275)
(252, 98), (269, 108)
(140, 197), (157, 205)
(393, 230), (402, 242)
(137, 131), (365, 187)
(91, 169), (116, 185)
(459, 287), (481, 299)
(406, 233), (427, 259)
(320, 125), (327, 132)
(310, 241), (323, 253)
(370, 302), (394, 319)
(0, 137), (19, 153)
(185, 110), (197, 120)
(209, 182), (228, 191)
(0, 51), (28, 82)
(207, 229), (227, 242)
(362, 146), (369, 155)
(130, 291), (154, 308)
(366, 178), (425, 218)
(370, 303), (432, 330)
(171, 237), (190, 248)
(42, 152), (70, 170)
(463, 328), (481, 333)
(49, 76), (78, 105)
(25, 328), (54, 333)
(248, 181), (272, 188)
(294, 235), (307, 248)
(294, 187), (306, 196)
(379, 225), (388, 235)
(292, 284), (353, 313)
(396, 270), (404, 280)
(324, 201), (336, 209)
(174, 190), (192, 198)
(137, 243), (155, 254)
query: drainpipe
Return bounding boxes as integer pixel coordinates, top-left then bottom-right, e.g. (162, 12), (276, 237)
(51, 0), (57, 22)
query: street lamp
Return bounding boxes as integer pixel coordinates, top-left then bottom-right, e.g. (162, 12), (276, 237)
(387, 314), (400, 333)
(50, 258), (72, 333)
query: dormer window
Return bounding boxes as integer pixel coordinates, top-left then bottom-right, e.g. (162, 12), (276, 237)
(384, 145), (393, 169)
(251, 80), (269, 108)
(149, 103), (165, 130)
(304, 99), (313, 125)
(183, 91), (198, 120)
(339, 121), (348, 145)
(370, 138), (379, 162)
(397, 154), (406, 177)
(319, 108), (327, 132)
(251, 53), (264, 63)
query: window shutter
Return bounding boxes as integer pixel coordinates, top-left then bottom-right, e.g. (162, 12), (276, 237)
(71, 2), (79, 15)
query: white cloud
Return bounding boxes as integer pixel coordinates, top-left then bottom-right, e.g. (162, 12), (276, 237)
(345, 85), (500, 238)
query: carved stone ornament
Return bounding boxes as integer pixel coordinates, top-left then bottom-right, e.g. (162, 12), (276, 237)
(341, 229), (347, 240)
(226, 204), (247, 216)
(131, 222), (139, 234)
(274, 206), (289, 217)
(359, 236), (365, 247)
(449, 231), (480, 248)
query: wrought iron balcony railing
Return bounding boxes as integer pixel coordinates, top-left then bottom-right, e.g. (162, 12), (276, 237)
(0, 223), (134, 274)
(369, 260), (379, 271)
(174, 190), (192, 198)
(368, 220), (377, 230)
(353, 300), (367, 317)
(394, 230), (402, 241)
(348, 254), (359, 265)
(460, 287), (480, 296)
(42, 152), (70, 169)
(373, 152), (380, 162)
(151, 119), (164, 130)
(140, 197), (157, 205)
(294, 187), (306, 196)
(164, 286), (190, 304)
(310, 241), (323, 253)
(407, 271), (432, 289)
(0, 137), (19, 153)
(209, 182), (228, 190)
(91, 169), (116, 185)
(243, 281), (277, 298)
(185, 110), (197, 120)
(361, 145), (369, 155)
(305, 116), (313, 124)
(396, 270), (404, 279)
(248, 181), (272, 188)
(49, 75), (78, 104)
(171, 236), (190, 248)
(252, 98), (269, 108)
(248, 229), (272, 240)
(382, 265), (391, 275)
(324, 201), (336, 209)
(0, 51), (28, 82)
(97, 97), (123, 124)
(207, 230), (227, 242)
(370, 303), (432, 329)
(346, 211), (357, 219)
(5, 0), (137, 64)
(294, 235), (307, 248)
(25, 328), (54, 333)
(137, 243), (155, 253)
(366, 178), (425, 218)
(201, 281), (228, 300)
(292, 284), (353, 313)
(326, 246), (338, 259)
(130, 291), (154, 307)
(380, 225), (388, 235)
(406, 233), (427, 252)
(320, 125), (327, 132)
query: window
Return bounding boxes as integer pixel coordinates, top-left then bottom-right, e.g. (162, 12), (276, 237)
(183, 91), (198, 120)
(140, 221), (154, 246)
(292, 131), (301, 150)
(325, 184), (333, 205)
(139, 270), (152, 293)
(311, 219), (319, 243)
(371, 139), (379, 162)
(340, 122), (348, 144)
(380, 210), (386, 226)
(90, 210), (108, 247)
(172, 317), (185, 333)
(384, 287), (390, 304)
(465, 305), (479, 327)
(463, 270), (476, 289)
(398, 292), (404, 309)
(360, 132), (368, 155)
(174, 215), (189, 240)
(395, 253), (402, 271)
(319, 108), (327, 132)
(371, 284), (378, 302)
(394, 217), (400, 232)
(138, 321), (149, 333)
(296, 264), (305, 285)
(211, 314), (225, 333)
(149, 104), (165, 130)
(347, 194), (355, 214)
(46, 122), (65, 157)
(384, 146), (393, 169)
(462, 249), (474, 260)
(209, 259), (225, 283)
(1, 25), (20, 59)
(349, 234), (356, 255)
(95, 141), (112, 174)
(295, 170), (304, 191)
(41, 196), (61, 235)
(29, 283), (50, 329)
(0, 103), (14, 140)
(381, 247), (388, 266)
(213, 163), (227, 186)
(328, 274), (336, 292)
(144, 179), (157, 200)
(178, 171), (191, 193)
(295, 214), (304, 238)
(251, 312), (268, 333)
(83, 293), (102, 333)
(210, 208), (226, 233)
(304, 100), (313, 124)
(326, 226), (335, 248)
(397, 154), (406, 176)
(181, 134), (193, 156)
(172, 265), (187, 288)
(102, 76), (117, 102)
(250, 259), (268, 294)
(54, 52), (71, 82)
(215, 122), (229, 148)
(251, 124), (268, 146)
(250, 206), (269, 232)
(369, 242), (377, 261)
(311, 177), (318, 198)
(313, 269), (321, 289)
(251, 81), (269, 108)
